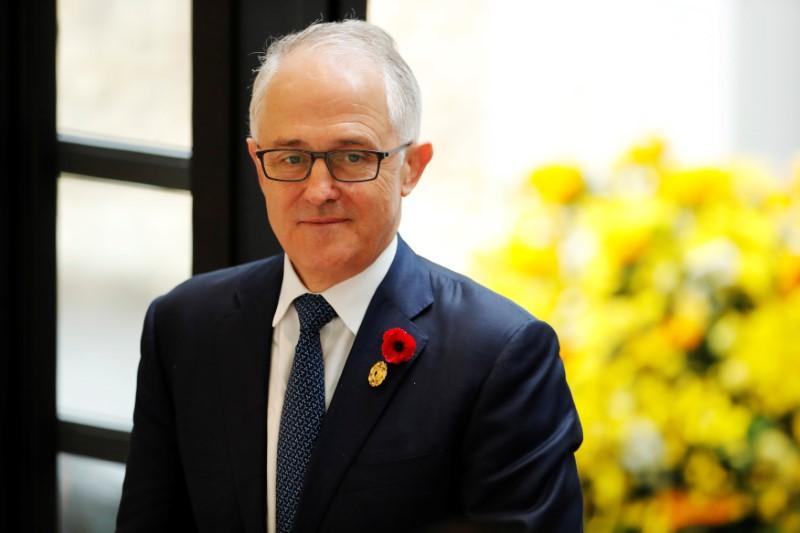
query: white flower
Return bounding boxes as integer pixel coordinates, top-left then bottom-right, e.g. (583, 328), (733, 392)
(685, 238), (740, 286)
(622, 418), (665, 474)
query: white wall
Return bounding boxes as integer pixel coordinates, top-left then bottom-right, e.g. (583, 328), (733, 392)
(369, 0), (799, 271)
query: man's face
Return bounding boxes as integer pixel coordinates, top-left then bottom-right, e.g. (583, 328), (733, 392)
(247, 48), (431, 291)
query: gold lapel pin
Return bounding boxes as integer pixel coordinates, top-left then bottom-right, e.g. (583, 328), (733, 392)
(368, 360), (388, 387)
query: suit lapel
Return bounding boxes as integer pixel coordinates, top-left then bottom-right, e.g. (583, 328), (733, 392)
(216, 257), (283, 533)
(294, 238), (433, 532)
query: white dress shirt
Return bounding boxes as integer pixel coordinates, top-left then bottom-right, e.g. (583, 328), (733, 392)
(266, 235), (398, 533)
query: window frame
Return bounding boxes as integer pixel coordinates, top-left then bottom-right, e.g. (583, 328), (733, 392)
(1, 1), (366, 530)
(52, 0), (366, 520)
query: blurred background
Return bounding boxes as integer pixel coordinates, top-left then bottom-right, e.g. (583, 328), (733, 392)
(12, 0), (799, 531)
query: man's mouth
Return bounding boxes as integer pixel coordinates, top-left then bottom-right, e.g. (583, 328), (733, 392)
(299, 217), (348, 225)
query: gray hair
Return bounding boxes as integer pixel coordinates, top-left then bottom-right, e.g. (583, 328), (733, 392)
(248, 19), (421, 143)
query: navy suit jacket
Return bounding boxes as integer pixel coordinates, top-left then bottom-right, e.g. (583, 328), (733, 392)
(117, 238), (583, 532)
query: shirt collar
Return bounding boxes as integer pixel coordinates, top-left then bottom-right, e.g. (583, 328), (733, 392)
(272, 235), (398, 335)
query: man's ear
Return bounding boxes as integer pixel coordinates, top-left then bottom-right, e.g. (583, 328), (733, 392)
(246, 137), (264, 180)
(401, 141), (433, 196)
(247, 137), (272, 199)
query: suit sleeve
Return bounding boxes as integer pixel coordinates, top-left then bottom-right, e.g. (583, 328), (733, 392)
(459, 319), (583, 532)
(117, 298), (196, 532)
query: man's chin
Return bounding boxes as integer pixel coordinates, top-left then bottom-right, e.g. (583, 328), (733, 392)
(290, 244), (363, 285)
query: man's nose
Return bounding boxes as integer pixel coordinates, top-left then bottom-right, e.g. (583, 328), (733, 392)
(302, 157), (340, 205)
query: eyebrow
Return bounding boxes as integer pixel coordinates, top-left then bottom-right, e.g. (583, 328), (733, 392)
(271, 139), (305, 148)
(269, 137), (376, 149)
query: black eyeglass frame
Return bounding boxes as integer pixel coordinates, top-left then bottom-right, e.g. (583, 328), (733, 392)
(255, 141), (413, 183)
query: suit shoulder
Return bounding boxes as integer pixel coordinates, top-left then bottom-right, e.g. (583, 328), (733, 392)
(154, 254), (282, 318)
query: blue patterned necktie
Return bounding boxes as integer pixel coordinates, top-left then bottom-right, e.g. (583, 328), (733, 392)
(276, 294), (337, 533)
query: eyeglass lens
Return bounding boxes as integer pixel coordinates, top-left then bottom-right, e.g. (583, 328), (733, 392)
(263, 150), (380, 181)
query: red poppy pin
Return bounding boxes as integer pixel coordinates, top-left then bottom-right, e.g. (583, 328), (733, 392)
(381, 327), (417, 364)
(368, 327), (417, 387)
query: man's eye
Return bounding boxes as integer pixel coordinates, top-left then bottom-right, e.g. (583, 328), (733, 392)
(344, 152), (364, 164)
(284, 154), (304, 165)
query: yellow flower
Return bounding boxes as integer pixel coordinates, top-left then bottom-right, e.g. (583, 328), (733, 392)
(661, 166), (733, 207)
(640, 499), (672, 533)
(737, 250), (774, 300)
(707, 312), (739, 358)
(591, 460), (628, 510)
(584, 197), (668, 266)
(777, 252), (800, 294)
(626, 324), (683, 377)
(476, 138), (800, 530)
(684, 450), (730, 495)
(672, 377), (751, 447)
(622, 136), (667, 167)
(731, 300), (800, 416)
(793, 411), (800, 444)
(780, 512), (800, 533)
(634, 374), (676, 428)
(529, 163), (585, 204)
(507, 236), (559, 277)
(758, 486), (788, 521)
(663, 289), (710, 351)
(502, 209), (562, 277)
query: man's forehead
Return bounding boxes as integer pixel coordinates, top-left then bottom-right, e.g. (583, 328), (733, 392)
(262, 49), (388, 114)
(251, 44), (396, 147)
(270, 45), (381, 89)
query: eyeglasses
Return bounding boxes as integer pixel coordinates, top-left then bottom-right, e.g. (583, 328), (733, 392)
(255, 142), (412, 183)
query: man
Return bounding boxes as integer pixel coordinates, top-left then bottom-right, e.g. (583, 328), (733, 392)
(117, 19), (583, 533)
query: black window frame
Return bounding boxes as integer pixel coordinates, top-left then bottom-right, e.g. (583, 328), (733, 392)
(2, 1), (366, 530)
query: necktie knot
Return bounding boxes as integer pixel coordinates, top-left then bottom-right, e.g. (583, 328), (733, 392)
(294, 293), (337, 333)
